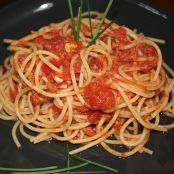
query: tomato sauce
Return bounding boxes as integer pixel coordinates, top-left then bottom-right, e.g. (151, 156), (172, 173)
(50, 59), (71, 80)
(73, 57), (82, 74)
(33, 31), (85, 93)
(102, 27), (130, 47)
(83, 126), (96, 137)
(28, 71), (35, 84)
(30, 91), (51, 106)
(41, 58), (71, 92)
(41, 64), (54, 78)
(114, 27), (130, 45)
(87, 111), (103, 124)
(51, 104), (61, 114)
(44, 35), (67, 57)
(30, 91), (41, 106)
(13, 54), (27, 72)
(111, 44), (157, 73)
(33, 36), (47, 46)
(111, 47), (137, 72)
(84, 78), (115, 110)
(32, 25), (158, 109)
(87, 111), (111, 124)
(135, 60), (157, 72)
(74, 106), (89, 114)
(140, 45), (157, 57)
(88, 55), (106, 73)
(113, 118), (125, 135)
(18, 54), (27, 64)
(33, 33), (83, 59)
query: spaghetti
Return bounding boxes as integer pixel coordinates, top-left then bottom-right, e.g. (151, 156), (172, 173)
(0, 12), (174, 158)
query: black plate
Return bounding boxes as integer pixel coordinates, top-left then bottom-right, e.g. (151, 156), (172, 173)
(0, 0), (174, 174)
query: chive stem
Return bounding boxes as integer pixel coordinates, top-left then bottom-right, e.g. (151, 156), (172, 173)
(68, 0), (76, 40)
(0, 166), (58, 172)
(87, 0), (93, 37)
(76, 0), (83, 40)
(52, 172), (105, 174)
(87, 20), (114, 48)
(12, 163), (88, 174)
(71, 155), (118, 173)
(93, 0), (113, 39)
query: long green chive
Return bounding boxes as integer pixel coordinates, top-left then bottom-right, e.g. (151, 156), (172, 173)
(69, 172), (105, 174)
(87, 20), (114, 48)
(68, 0), (83, 41)
(67, 142), (70, 174)
(87, 0), (93, 37)
(71, 155), (118, 173)
(0, 166), (58, 172)
(12, 163), (88, 174)
(93, 0), (113, 39)
(68, 0), (76, 40)
(76, 0), (83, 40)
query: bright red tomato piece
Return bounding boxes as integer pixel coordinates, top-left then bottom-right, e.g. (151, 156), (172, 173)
(84, 78), (115, 110)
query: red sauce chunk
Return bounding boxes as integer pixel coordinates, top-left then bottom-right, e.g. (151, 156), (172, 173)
(73, 58), (82, 74)
(115, 27), (128, 42)
(83, 126), (96, 137)
(87, 111), (103, 124)
(30, 91), (41, 106)
(140, 45), (157, 57)
(74, 106), (89, 114)
(87, 111), (111, 124)
(136, 60), (157, 72)
(84, 78), (115, 111)
(42, 64), (54, 77)
(41, 58), (71, 92)
(18, 54), (27, 64)
(88, 55), (106, 73)
(51, 104), (61, 114)
(113, 118), (125, 136)
(51, 59), (71, 80)
(28, 71), (35, 84)
(33, 33), (83, 60)
(33, 36), (47, 46)
(44, 35), (67, 56)
(30, 91), (51, 106)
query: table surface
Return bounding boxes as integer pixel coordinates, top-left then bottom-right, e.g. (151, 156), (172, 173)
(0, 0), (174, 15)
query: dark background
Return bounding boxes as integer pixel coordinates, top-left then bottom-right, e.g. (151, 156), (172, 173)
(0, 0), (174, 15)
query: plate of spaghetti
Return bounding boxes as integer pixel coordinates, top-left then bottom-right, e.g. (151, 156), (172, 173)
(0, 0), (174, 173)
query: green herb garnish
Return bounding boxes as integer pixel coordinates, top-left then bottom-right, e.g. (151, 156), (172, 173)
(76, 0), (83, 40)
(68, 172), (105, 174)
(11, 163), (88, 174)
(68, 0), (83, 41)
(87, 0), (93, 37)
(87, 20), (114, 47)
(68, 0), (114, 46)
(92, 0), (113, 39)
(0, 166), (58, 172)
(68, 0), (76, 39)
(71, 155), (118, 173)
(87, 0), (114, 47)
